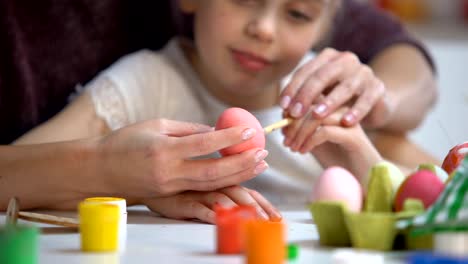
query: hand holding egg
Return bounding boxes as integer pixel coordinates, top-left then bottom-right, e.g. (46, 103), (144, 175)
(215, 107), (265, 156)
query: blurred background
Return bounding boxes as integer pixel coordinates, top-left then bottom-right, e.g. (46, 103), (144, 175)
(362, 0), (468, 161)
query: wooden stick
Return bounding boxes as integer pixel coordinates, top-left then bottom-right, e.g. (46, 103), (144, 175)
(6, 197), (79, 228)
(17, 212), (79, 228)
(263, 118), (293, 134)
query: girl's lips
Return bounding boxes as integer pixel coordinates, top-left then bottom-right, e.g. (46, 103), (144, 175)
(231, 49), (271, 72)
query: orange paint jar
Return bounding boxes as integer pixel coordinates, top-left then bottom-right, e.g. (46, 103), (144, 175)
(245, 220), (285, 264)
(215, 205), (257, 254)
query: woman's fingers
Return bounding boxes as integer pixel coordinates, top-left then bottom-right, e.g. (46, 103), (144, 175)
(150, 119), (214, 137)
(349, 80), (388, 128)
(281, 48), (387, 128)
(314, 68), (366, 120)
(289, 61), (346, 118)
(180, 148), (268, 182)
(173, 126), (257, 157)
(180, 160), (269, 192)
(281, 51), (342, 118)
(282, 50), (361, 119)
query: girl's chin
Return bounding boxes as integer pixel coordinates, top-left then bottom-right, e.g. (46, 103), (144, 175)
(225, 82), (264, 94)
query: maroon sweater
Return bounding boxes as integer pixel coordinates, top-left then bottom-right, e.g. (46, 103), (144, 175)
(0, 0), (434, 143)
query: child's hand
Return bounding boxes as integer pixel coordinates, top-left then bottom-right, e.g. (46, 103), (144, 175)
(142, 186), (282, 224)
(279, 48), (392, 129)
(283, 108), (383, 181)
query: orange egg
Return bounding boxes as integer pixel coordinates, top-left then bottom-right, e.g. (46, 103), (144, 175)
(215, 107), (265, 156)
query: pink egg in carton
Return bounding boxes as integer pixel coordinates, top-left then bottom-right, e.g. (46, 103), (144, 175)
(309, 160), (448, 251)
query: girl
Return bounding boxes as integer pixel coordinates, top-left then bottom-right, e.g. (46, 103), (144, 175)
(14, 0), (389, 223)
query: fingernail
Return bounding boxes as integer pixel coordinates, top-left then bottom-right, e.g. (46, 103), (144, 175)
(291, 103), (303, 117)
(207, 211), (216, 223)
(254, 161), (268, 174)
(291, 141), (300, 151)
(259, 210), (269, 220)
(314, 104), (327, 116)
(343, 113), (356, 124)
(284, 138), (291, 146)
(280, 96), (291, 109)
(255, 150), (269, 162)
(271, 210), (282, 221)
(242, 128), (256, 140)
(290, 142), (296, 151)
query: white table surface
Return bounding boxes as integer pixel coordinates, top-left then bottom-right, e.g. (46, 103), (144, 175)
(0, 206), (410, 264)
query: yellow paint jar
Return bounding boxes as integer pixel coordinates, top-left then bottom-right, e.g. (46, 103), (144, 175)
(79, 202), (119, 252)
(84, 197), (127, 252)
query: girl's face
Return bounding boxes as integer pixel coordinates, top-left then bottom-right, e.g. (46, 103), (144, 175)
(182, 0), (331, 109)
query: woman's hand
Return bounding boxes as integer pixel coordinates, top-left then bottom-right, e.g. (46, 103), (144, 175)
(280, 48), (392, 129)
(143, 186), (282, 224)
(283, 108), (383, 182)
(96, 119), (269, 200)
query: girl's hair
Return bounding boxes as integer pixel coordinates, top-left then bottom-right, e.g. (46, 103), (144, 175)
(171, 0), (194, 40)
(171, 0), (341, 49)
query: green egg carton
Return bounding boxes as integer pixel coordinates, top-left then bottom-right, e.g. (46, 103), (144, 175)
(364, 162), (395, 213)
(345, 212), (398, 251)
(309, 201), (351, 247)
(403, 229), (433, 250)
(309, 200), (427, 251)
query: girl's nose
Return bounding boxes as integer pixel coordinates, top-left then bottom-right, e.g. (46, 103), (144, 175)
(245, 14), (276, 43)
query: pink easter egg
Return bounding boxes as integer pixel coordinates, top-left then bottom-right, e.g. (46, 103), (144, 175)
(311, 166), (363, 212)
(215, 107), (265, 156)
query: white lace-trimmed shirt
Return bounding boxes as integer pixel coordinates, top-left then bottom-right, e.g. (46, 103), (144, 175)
(86, 38), (323, 205)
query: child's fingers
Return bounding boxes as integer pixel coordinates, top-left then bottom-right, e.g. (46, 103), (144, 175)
(298, 109), (353, 153)
(246, 188), (283, 221)
(181, 200), (216, 224)
(299, 125), (350, 153)
(289, 115), (321, 152)
(218, 186), (269, 220)
(282, 117), (304, 147)
(199, 191), (237, 209)
(144, 194), (216, 224)
(321, 107), (349, 126)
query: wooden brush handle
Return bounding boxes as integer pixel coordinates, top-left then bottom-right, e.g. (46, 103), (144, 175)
(263, 118), (293, 134)
(18, 212), (79, 228)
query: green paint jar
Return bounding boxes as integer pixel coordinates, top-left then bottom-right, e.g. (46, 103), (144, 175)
(0, 225), (39, 264)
